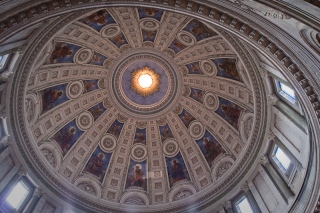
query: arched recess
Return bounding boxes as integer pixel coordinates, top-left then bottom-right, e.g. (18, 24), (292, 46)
(2, 1), (319, 213)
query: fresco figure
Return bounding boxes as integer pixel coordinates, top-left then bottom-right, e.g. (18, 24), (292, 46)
(47, 43), (81, 64)
(85, 10), (106, 25)
(166, 153), (190, 187)
(203, 137), (223, 161)
(110, 33), (128, 48)
(42, 89), (63, 111)
(129, 164), (145, 187)
(190, 88), (204, 103)
(83, 79), (99, 93)
(51, 119), (83, 156)
(215, 97), (243, 130)
(87, 153), (104, 176)
(41, 84), (68, 114)
(218, 61), (240, 80)
(50, 45), (73, 62)
(138, 8), (163, 21)
(196, 130), (225, 167)
(88, 102), (106, 121)
(107, 120), (124, 138)
(159, 124), (174, 142)
(55, 127), (76, 153)
(89, 53), (107, 66)
(178, 109), (196, 128)
(83, 147), (111, 182)
(186, 62), (203, 75)
(213, 58), (241, 82)
(125, 160), (147, 190)
(134, 128), (146, 145)
(80, 10), (116, 31)
(169, 39), (187, 53)
(183, 19), (217, 41)
(221, 104), (241, 129)
(142, 30), (156, 42)
(171, 159), (186, 183)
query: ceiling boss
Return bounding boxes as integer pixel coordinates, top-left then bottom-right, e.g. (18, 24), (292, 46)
(131, 67), (160, 97)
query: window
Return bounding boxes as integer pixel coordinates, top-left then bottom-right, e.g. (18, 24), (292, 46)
(0, 54), (9, 71)
(271, 146), (295, 181)
(235, 196), (254, 213)
(5, 181), (30, 209)
(0, 177), (34, 213)
(278, 81), (296, 103)
(276, 80), (297, 105)
(274, 147), (291, 172)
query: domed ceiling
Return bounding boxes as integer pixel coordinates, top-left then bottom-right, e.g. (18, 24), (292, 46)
(15, 6), (266, 212)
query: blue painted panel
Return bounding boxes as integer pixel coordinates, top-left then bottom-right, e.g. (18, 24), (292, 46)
(125, 160), (147, 191)
(52, 119), (84, 156)
(166, 152), (190, 188)
(83, 146), (112, 182)
(41, 84), (69, 114)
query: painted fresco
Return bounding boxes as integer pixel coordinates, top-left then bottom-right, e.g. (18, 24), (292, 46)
(159, 124), (174, 143)
(138, 8), (163, 21)
(196, 130), (225, 167)
(46, 43), (80, 64)
(142, 29), (157, 42)
(183, 19), (218, 41)
(52, 119), (84, 156)
(133, 128), (147, 145)
(89, 52), (107, 66)
(212, 58), (241, 82)
(109, 33), (128, 48)
(41, 84), (69, 114)
(125, 160), (147, 191)
(186, 61), (204, 75)
(83, 146), (112, 182)
(88, 102), (106, 121)
(178, 109), (196, 128)
(83, 79), (99, 94)
(169, 39), (187, 54)
(166, 152), (190, 187)
(107, 119), (124, 138)
(190, 88), (205, 104)
(215, 97), (243, 130)
(79, 9), (116, 31)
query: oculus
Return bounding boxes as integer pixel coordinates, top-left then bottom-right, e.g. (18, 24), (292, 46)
(131, 67), (160, 97)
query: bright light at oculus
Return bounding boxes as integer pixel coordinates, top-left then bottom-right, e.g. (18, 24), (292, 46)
(138, 74), (153, 88)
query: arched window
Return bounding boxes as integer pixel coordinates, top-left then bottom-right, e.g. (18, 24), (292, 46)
(235, 196), (254, 213)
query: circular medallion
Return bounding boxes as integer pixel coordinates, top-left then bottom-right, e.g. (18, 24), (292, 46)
(189, 121), (205, 140)
(177, 31), (196, 46)
(100, 134), (117, 152)
(67, 81), (84, 99)
(108, 48), (182, 119)
(140, 18), (160, 31)
(101, 24), (121, 38)
(77, 111), (93, 131)
(203, 92), (219, 111)
(163, 139), (179, 157)
(200, 60), (217, 76)
(131, 144), (148, 162)
(74, 48), (93, 64)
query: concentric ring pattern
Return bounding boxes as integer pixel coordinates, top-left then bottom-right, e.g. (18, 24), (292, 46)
(20, 7), (264, 211)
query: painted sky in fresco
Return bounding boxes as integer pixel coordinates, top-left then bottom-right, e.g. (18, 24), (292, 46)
(215, 97), (243, 130)
(41, 84), (69, 114)
(52, 119), (84, 156)
(196, 130), (225, 168)
(83, 146), (112, 182)
(166, 152), (190, 188)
